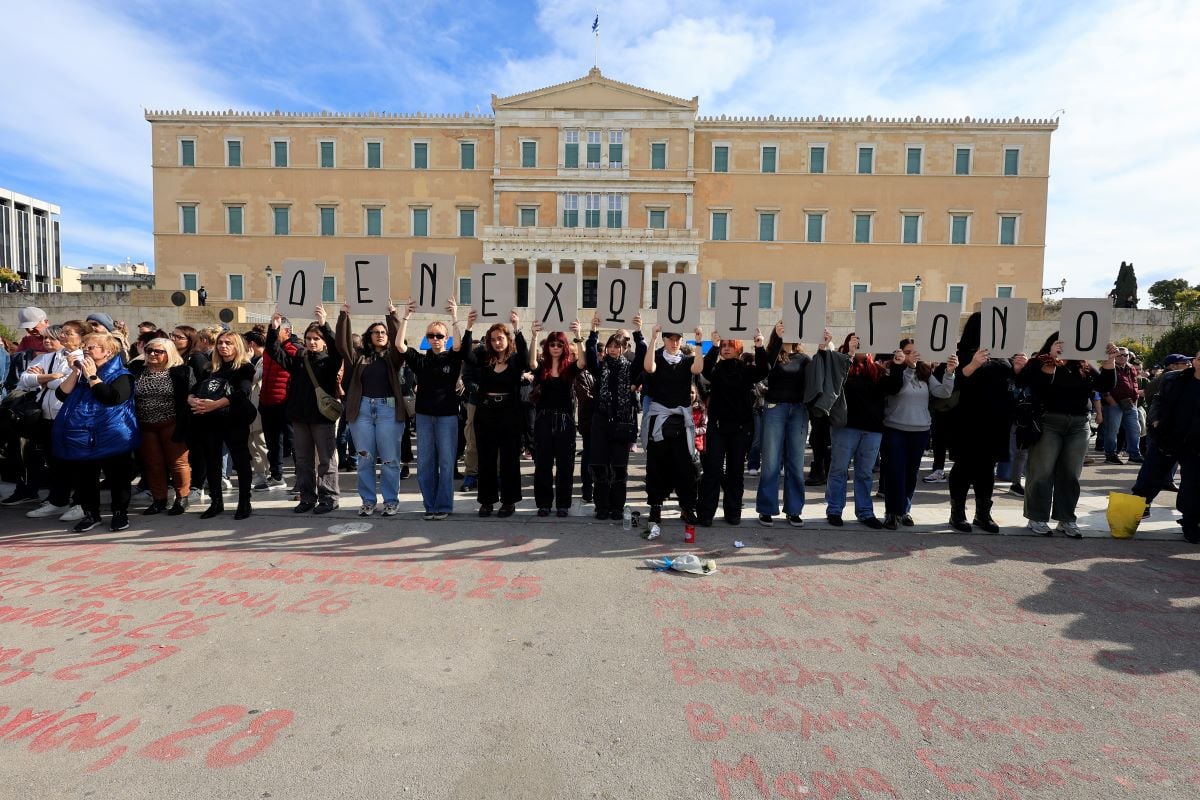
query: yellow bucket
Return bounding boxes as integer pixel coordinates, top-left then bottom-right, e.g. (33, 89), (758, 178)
(1106, 492), (1147, 539)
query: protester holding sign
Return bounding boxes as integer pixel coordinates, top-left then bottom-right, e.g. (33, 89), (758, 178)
(824, 333), (888, 529)
(268, 308), (342, 515)
(467, 310), (528, 518)
(642, 323), (702, 529)
(880, 339), (958, 530)
(528, 319), (582, 517)
(1018, 333), (1118, 537)
(188, 331), (257, 520)
(396, 299), (472, 520)
(584, 315), (645, 520)
(335, 303), (406, 517)
(755, 321), (812, 528)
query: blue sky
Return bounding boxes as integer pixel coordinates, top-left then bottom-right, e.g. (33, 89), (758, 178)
(2, 0), (1197, 300)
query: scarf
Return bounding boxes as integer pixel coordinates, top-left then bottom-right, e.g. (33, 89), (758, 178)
(596, 355), (634, 423)
(662, 349), (683, 365)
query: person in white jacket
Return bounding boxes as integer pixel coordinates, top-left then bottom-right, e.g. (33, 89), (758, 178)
(21, 322), (87, 520)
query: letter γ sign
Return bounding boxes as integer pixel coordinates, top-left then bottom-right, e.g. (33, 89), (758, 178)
(410, 252), (456, 312)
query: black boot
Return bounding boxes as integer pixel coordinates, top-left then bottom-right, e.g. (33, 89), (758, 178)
(949, 500), (972, 533)
(200, 500), (225, 520)
(648, 504), (662, 524)
(142, 499), (168, 516)
(972, 500), (999, 533)
(234, 495), (252, 520)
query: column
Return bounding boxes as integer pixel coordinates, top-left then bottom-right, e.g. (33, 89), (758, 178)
(526, 258), (537, 309)
(686, 260), (698, 274)
(643, 261), (655, 309)
(552, 259), (561, 274)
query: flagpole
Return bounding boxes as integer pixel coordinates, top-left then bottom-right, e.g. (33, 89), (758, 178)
(593, 13), (599, 69)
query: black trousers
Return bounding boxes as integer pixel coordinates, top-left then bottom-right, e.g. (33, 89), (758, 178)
(949, 448), (997, 518)
(646, 434), (697, 514)
(534, 410), (576, 510)
(34, 419), (72, 507)
(929, 411), (949, 471)
(72, 454), (134, 517)
(808, 415), (831, 478)
(589, 416), (631, 514)
(259, 404), (292, 480)
(198, 420), (252, 501)
(698, 424), (750, 523)
(474, 403), (522, 505)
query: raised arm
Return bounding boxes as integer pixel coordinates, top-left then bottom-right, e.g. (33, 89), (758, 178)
(395, 299), (415, 354)
(335, 305), (356, 362)
(529, 320), (542, 370)
(448, 298), (463, 352)
(266, 314), (298, 370)
(643, 323), (661, 375)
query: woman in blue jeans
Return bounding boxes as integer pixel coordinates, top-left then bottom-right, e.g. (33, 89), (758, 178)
(825, 333), (887, 529)
(756, 321), (813, 528)
(880, 339), (957, 529)
(397, 300), (472, 520)
(335, 303), (407, 517)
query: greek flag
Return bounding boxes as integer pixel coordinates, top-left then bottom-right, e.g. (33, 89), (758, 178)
(592, 15), (599, 33)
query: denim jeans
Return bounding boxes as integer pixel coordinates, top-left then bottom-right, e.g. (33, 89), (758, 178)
(1024, 412), (1088, 523)
(825, 426), (882, 520)
(880, 427), (930, 516)
(348, 397), (403, 505)
(416, 413), (458, 513)
(1103, 403), (1142, 459)
(756, 401), (808, 516)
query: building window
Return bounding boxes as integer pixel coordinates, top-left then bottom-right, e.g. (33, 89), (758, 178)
(273, 139), (289, 168)
(996, 285), (1014, 299)
(180, 139), (196, 167)
(458, 277), (472, 304)
(999, 215), (1018, 245)
(273, 206), (290, 235)
(809, 145), (826, 174)
(225, 139), (241, 167)
(708, 281), (718, 308)
(412, 208), (429, 237)
(608, 130), (623, 168)
(955, 147), (971, 175)
(563, 194), (579, 227)
(806, 212), (824, 243)
(900, 283), (917, 312)
(854, 213), (872, 243)
(366, 141), (382, 169)
(857, 146), (874, 174)
(521, 140), (537, 168)
(320, 207), (336, 236)
(365, 207), (382, 237)
(586, 131), (601, 168)
(179, 205), (197, 234)
(413, 141), (429, 169)
(228, 274), (244, 301)
(459, 209), (475, 237)
(948, 284), (966, 309)
(1004, 147), (1020, 176)
(516, 277), (529, 307)
(851, 283), (869, 311)
(585, 194), (600, 228)
(713, 145), (729, 173)
(651, 141), (666, 170)
(582, 279), (598, 309)
(181, 273), (199, 292)
(902, 214), (921, 244)
(459, 141), (474, 170)
(759, 282), (773, 309)
(711, 211), (728, 241)
(607, 195), (623, 229)
(651, 281), (659, 309)
(758, 213), (776, 242)
(906, 146), (922, 175)
(648, 209), (666, 230)
(951, 214), (969, 245)
(519, 207), (537, 227)
(761, 145), (777, 173)
(565, 130), (579, 168)
(322, 276), (337, 303)
(226, 205), (243, 235)
(319, 140), (335, 168)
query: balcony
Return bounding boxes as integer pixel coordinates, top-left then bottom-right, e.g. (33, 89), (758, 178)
(481, 225), (700, 264)
(483, 225), (698, 242)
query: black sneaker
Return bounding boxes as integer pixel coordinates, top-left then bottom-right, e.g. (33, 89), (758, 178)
(400, 465), (411, 480)
(294, 501), (316, 513)
(1, 490), (39, 506)
(1105, 454), (1124, 465)
(73, 514), (101, 532)
(110, 511), (130, 532)
(900, 514), (915, 527)
(757, 514), (774, 527)
(787, 515), (804, 528)
(883, 514), (899, 530)
(1008, 483), (1025, 496)
(826, 514), (843, 527)
(860, 517), (885, 530)
(312, 502), (338, 515)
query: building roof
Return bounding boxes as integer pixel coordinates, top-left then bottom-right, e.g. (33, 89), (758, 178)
(491, 67), (699, 112)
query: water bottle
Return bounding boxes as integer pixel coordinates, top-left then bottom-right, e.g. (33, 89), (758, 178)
(622, 505), (632, 531)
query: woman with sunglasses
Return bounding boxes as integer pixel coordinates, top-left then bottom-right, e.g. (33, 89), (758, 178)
(336, 302), (406, 516)
(170, 325), (212, 503)
(396, 299), (472, 520)
(466, 310), (527, 518)
(188, 331), (256, 519)
(52, 332), (139, 532)
(527, 319), (582, 517)
(129, 336), (195, 515)
(584, 315), (645, 520)
(642, 323), (703, 528)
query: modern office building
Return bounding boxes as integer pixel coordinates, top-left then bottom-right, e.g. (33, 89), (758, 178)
(147, 68), (1056, 312)
(0, 188), (62, 293)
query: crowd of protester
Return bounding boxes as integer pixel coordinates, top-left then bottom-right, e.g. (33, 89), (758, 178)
(1, 302), (1195, 544)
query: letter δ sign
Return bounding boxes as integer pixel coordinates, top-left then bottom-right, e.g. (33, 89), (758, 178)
(597, 267), (642, 325)
(714, 280), (757, 341)
(1059, 298), (1113, 360)
(980, 298), (1028, 358)
(410, 252), (456, 312)
(470, 263), (516, 324)
(915, 302), (960, 358)
(535, 273), (578, 332)
(854, 293), (903, 353)
(345, 254), (390, 314)
(278, 259), (325, 316)
(781, 282), (827, 345)
(656, 273), (700, 335)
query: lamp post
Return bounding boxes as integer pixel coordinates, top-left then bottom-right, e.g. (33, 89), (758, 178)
(913, 274), (922, 309)
(1042, 278), (1066, 297)
(265, 264), (273, 304)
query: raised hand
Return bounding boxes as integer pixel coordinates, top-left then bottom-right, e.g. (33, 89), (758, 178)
(753, 328), (764, 348)
(775, 320), (785, 339)
(971, 348), (990, 367)
(466, 309), (478, 328)
(314, 305), (327, 325)
(632, 313), (643, 328)
(270, 312), (282, 329)
(404, 299), (417, 320)
(510, 309), (520, 328)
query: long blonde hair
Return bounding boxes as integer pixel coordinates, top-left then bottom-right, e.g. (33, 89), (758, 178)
(214, 331), (251, 368)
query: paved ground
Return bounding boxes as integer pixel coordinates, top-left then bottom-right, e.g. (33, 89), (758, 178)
(0, 452), (1197, 799)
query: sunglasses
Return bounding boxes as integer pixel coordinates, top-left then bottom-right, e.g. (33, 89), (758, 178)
(145, 348), (167, 356)
(427, 333), (445, 340)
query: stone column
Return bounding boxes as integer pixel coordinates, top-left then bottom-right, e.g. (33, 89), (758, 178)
(643, 261), (655, 309)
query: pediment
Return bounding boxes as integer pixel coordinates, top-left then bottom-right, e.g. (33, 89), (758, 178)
(492, 68), (698, 112)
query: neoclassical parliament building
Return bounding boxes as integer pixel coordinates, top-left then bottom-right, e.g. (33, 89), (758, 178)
(148, 68), (1056, 315)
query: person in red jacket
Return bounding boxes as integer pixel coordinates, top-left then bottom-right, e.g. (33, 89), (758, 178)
(259, 315), (301, 486)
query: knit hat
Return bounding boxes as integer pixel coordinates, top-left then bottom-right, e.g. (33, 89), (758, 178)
(17, 306), (46, 330)
(86, 312), (116, 332)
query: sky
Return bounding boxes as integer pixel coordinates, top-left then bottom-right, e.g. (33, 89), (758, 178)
(2, 0), (1197, 302)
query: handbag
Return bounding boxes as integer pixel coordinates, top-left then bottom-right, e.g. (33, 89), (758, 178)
(0, 388), (45, 438)
(1014, 392), (1044, 449)
(304, 352), (343, 422)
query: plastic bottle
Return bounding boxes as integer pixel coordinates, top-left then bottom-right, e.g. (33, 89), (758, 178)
(622, 505), (632, 531)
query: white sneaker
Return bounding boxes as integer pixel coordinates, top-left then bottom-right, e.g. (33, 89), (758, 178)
(922, 469), (947, 483)
(382, 503), (400, 517)
(746, 468), (759, 476)
(358, 503), (376, 517)
(252, 477), (269, 492)
(188, 488), (205, 505)
(1027, 520), (1052, 535)
(1056, 520), (1083, 539)
(27, 501), (68, 519)
(59, 505), (85, 522)
(221, 478), (233, 491)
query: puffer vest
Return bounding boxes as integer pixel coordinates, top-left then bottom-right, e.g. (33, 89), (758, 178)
(52, 357), (140, 460)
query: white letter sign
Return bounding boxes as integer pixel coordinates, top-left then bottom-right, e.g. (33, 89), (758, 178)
(915, 302), (960, 358)
(656, 273), (700, 335)
(781, 282), (827, 345)
(410, 252), (456, 313)
(535, 273), (578, 333)
(1059, 298), (1113, 360)
(597, 267), (642, 326)
(470, 263), (517, 323)
(278, 259), (325, 317)
(345, 254), (390, 314)
(981, 298), (1028, 358)
(854, 292), (903, 353)
(714, 280), (756, 341)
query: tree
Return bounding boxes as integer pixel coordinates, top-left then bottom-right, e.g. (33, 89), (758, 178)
(1148, 278), (1190, 310)
(1148, 320), (1200, 367)
(1112, 261), (1138, 308)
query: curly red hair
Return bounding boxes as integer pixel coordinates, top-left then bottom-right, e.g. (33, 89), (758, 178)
(537, 330), (572, 380)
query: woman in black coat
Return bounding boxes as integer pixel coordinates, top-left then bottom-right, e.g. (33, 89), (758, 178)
(189, 330), (256, 520)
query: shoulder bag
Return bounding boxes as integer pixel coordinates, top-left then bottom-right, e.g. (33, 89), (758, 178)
(305, 353), (344, 422)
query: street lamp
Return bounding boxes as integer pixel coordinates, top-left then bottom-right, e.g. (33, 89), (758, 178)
(1042, 277), (1067, 297)
(265, 264), (273, 303)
